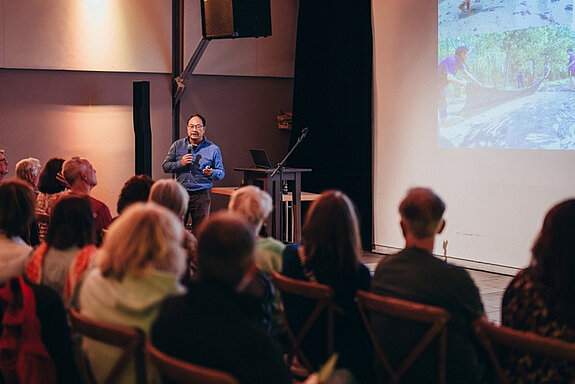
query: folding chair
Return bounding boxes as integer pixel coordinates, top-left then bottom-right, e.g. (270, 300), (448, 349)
(355, 290), (450, 384)
(472, 317), (575, 384)
(269, 271), (334, 376)
(68, 308), (147, 384)
(146, 340), (238, 384)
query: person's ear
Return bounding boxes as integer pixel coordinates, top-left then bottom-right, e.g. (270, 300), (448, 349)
(437, 219), (446, 234)
(400, 220), (407, 238)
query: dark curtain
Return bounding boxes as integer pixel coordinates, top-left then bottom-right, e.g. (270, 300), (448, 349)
(288, 0), (373, 249)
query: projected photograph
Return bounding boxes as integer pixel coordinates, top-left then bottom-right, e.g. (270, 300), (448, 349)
(438, 0), (575, 150)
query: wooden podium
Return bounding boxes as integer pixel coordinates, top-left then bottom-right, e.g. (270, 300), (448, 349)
(234, 167), (311, 243)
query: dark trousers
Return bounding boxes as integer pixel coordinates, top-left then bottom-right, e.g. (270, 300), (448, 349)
(185, 189), (211, 233)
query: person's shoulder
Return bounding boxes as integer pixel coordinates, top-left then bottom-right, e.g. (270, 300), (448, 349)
(257, 237), (285, 253)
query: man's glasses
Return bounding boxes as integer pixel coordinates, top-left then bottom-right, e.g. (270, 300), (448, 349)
(188, 124), (204, 130)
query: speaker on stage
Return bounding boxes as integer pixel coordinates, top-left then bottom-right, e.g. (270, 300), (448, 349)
(201, 0), (271, 39)
(133, 81), (152, 176)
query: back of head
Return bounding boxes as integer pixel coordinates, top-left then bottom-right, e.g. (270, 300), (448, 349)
(0, 179), (36, 239)
(38, 157), (66, 194)
(99, 202), (186, 280)
(399, 187), (445, 239)
(228, 185), (273, 233)
(197, 211), (255, 288)
(531, 199), (575, 301)
(46, 195), (95, 249)
(15, 157), (41, 183)
(148, 179), (189, 219)
(117, 174), (154, 214)
(302, 190), (361, 275)
(62, 156), (86, 186)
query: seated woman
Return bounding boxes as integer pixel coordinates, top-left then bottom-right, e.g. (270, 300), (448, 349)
(35, 157), (67, 242)
(149, 179), (197, 280)
(228, 186), (285, 337)
(0, 179), (81, 383)
(281, 190), (373, 382)
(78, 202), (187, 384)
(26, 195), (97, 307)
(502, 199), (575, 382)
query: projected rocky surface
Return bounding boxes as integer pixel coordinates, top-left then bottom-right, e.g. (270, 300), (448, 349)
(440, 88), (575, 149)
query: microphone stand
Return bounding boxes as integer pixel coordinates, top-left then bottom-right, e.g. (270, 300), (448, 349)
(270, 127), (308, 242)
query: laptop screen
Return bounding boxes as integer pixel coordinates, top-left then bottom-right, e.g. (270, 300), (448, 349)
(249, 149), (273, 169)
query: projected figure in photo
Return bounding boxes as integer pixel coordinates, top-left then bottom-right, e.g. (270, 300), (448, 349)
(567, 48), (575, 90)
(438, 46), (482, 126)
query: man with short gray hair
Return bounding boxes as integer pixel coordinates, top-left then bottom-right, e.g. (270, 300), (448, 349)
(15, 157), (41, 192)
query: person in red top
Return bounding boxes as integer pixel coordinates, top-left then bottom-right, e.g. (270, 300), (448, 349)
(62, 156), (112, 245)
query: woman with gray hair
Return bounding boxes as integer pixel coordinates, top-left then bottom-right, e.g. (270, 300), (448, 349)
(149, 178), (197, 280)
(228, 185), (285, 338)
(78, 202), (187, 384)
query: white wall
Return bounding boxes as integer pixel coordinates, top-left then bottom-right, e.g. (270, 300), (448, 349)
(372, 0), (575, 272)
(1, 0), (296, 77)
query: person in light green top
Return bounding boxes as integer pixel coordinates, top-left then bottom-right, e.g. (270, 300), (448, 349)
(78, 202), (187, 384)
(228, 186), (285, 338)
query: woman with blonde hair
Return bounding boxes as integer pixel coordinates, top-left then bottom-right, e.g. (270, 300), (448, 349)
(78, 202), (187, 384)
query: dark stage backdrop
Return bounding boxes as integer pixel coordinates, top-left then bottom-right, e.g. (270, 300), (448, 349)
(288, 0), (373, 249)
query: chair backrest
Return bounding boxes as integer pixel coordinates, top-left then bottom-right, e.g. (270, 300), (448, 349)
(68, 308), (147, 384)
(472, 317), (575, 384)
(355, 290), (450, 384)
(146, 340), (238, 384)
(269, 271), (335, 372)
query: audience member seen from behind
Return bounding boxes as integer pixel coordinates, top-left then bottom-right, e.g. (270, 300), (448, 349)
(15, 157), (42, 245)
(281, 190), (373, 383)
(152, 211), (292, 384)
(0, 179), (36, 279)
(0, 149), (8, 182)
(149, 178), (197, 280)
(62, 156), (112, 245)
(501, 199), (575, 382)
(78, 202), (187, 384)
(15, 157), (41, 193)
(36, 157), (67, 241)
(26, 195), (97, 307)
(228, 185), (285, 337)
(116, 174), (154, 215)
(0, 179), (82, 383)
(371, 187), (488, 384)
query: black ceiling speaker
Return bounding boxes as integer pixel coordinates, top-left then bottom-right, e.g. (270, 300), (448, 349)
(201, 0), (271, 39)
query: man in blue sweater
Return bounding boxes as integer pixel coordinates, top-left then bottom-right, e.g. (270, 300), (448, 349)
(163, 113), (225, 232)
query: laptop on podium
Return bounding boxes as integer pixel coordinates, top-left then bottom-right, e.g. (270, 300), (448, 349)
(249, 149), (273, 169)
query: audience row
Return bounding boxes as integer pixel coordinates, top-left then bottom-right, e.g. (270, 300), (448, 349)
(0, 151), (573, 383)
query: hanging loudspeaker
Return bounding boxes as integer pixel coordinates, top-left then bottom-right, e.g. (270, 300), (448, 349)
(201, 0), (271, 39)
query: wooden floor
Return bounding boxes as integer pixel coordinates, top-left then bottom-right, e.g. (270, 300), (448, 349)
(361, 250), (514, 325)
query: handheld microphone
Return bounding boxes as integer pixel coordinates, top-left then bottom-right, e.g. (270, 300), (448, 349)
(187, 144), (193, 154)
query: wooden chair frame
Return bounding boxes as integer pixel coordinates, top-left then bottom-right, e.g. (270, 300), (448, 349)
(472, 317), (575, 384)
(270, 271), (334, 373)
(68, 308), (147, 384)
(355, 290), (450, 384)
(146, 340), (238, 384)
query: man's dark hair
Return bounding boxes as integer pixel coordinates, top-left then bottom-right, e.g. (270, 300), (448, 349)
(187, 113), (206, 127)
(117, 174), (154, 214)
(46, 195), (96, 249)
(399, 187), (445, 239)
(197, 211), (254, 288)
(0, 179), (36, 239)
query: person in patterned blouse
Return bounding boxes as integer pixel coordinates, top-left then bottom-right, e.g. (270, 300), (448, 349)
(502, 199), (575, 383)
